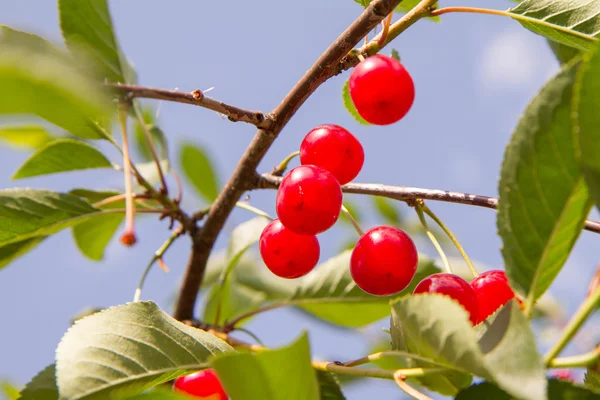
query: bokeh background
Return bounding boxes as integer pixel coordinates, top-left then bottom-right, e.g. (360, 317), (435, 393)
(1, 0), (599, 398)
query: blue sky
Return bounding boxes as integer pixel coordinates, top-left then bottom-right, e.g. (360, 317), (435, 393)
(1, 1), (599, 399)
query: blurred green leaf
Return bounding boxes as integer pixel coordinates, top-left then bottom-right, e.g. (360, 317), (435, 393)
(456, 379), (600, 399)
(498, 61), (592, 305)
(134, 159), (170, 190)
(12, 139), (113, 179)
(316, 371), (346, 400)
(342, 80), (370, 125)
(72, 214), (123, 261)
(372, 196), (401, 225)
(0, 125), (54, 150)
(390, 48), (400, 61)
(212, 332), (320, 400)
(340, 200), (363, 227)
(1, 26), (66, 58)
(1, 381), (20, 400)
(0, 36), (112, 139)
(59, 0), (136, 83)
(0, 237), (45, 271)
(391, 297), (545, 399)
(55, 301), (233, 399)
(180, 142), (219, 202)
(395, 0), (440, 21)
(124, 390), (196, 400)
(576, 42), (600, 212)
(585, 370), (600, 390)
(133, 107), (169, 163)
(508, 1), (600, 51)
(18, 364), (58, 400)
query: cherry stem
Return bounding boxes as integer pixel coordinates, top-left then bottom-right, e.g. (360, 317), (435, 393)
(92, 193), (151, 208)
(224, 301), (293, 330)
(429, 7), (596, 44)
(118, 104), (137, 244)
(415, 201), (453, 274)
(341, 205), (364, 236)
(394, 371), (433, 400)
(420, 203), (478, 278)
(235, 201), (274, 220)
(171, 169), (183, 205)
(134, 227), (183, 302)
(271, 151), (300, 176)
(544, 286), (600, 365)
(548, 347), (600, 369)
(133, 103), (168, 194)
(378, 12), (394, 46)
(343, 351), (460, 371)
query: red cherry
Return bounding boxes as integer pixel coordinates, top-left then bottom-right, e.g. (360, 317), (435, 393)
(470, 270), (516, 324)
(299, 124), (364, 185)
(259, 219), (320, 278)
(349, 54), (415, 125)
(350, 226), (418, 296)
(276, 165), (342, 235)
(413, 273), (479, 325)
(173, 369), (228, 400)
(551, 370), (574, 382)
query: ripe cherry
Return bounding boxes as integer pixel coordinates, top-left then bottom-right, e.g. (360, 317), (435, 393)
(276, 165), (342, 235)
(349, 54), (415, 125)
(551, 370), (574, 382)
(470, 270), (516, 324)
(173, 369), (228, 400)
(350, 226), (418, 296)
(413, 273), (479, 325)
(299, 124), (364, 185)
(259, 219), (320, 279)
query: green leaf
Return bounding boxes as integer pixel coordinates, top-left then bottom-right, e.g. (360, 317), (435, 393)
(316, 371), (345, 400)
(456, 379), (600, 400)
(55, 301), (234, 400)
(180, 142), (219, 202)
(212, 332), (320, 400)
(0, 236), (45, 271)
(585, 370), (600, 390)
(498, 61), (592, 307)
(390, 48), (401, 61)
(1, 381), (20, 400)
(0, 125), (54, 150)
(342, 80), (370, 125)
(0, 189), (103, 247)
(12, 139), (112, 179)
(372, 196), (401, 225)
(133, 108), (168, 163)
(548, 39), (580, 65)
(508, 0), (600, 51)
(72, 214), (123, 261)
(19, 364), (58, 400)
(124, 390), (195, 400)
(0, 38), (112, 140)
(395, 0), (440, 22)
(391, 296), (546, 399)
(576, 43), (600, 211)
(59, 0), (136, 83)
(290, 251), (440, 327)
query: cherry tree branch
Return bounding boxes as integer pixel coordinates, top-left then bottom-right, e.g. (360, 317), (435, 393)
(107, 83), (274, 129)
(173, 0), (413, 321)
(257, 173), (600, 235)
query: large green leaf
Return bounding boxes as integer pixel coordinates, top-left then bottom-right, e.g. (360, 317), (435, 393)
(342, 80), (370, 125)
(290, 251), (440, 327)
(72, 214), (124, 261)
(179, 142), (219, 202)
(0, 189), (104, 247)
(19, 364), (58, 400)
(391, 296), (546, 400)
(548, 39), (581, 65)
(12, 139), (113, 179)
(0, 237), (45, 271)
(498, 61), (592, 310)
(456, 379), (600, 399)
(508, 0), (600, 51)
(212, 332), (320, 400)
(585, 370), (600, 390)
(0, 39), (112, 139)
(59, 0), (136, 83)
(576, 43), (600, 211)
(316, 371), (345, 400)
(0, 125), (54, 150)
(55, 301), (233, 400)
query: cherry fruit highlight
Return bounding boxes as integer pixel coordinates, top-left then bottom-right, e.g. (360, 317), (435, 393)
(349, 54), (415, 125)
(350, 226), (418, 296)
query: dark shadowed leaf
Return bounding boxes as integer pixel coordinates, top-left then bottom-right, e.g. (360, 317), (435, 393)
(124, 390), (196, 400)
(456, 379), (600, 400)
(548, 39), (580, 65)
(212, 333), (319, 400)
(316, 371), (346, 400)
(18, 364), (58, 400)
(0, 125), (54, 150)
(508, 0), (600, 51)
(180, 142), (219, 202)
(585, 370), (600, 390)
(576, 43), (600, 212)
(55, 301), (233, 399)
(0, 236), (45, 271)
(59, 0), (136, 83)
(498, 62), (592, 309)
(12, 139), (113, 179)
(342, 80), (370, 125)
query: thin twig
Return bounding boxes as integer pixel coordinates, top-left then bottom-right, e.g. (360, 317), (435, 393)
(132, 103), (168, 194)
(256, 173), (600, 235)
(394, 371), (433, 400)
(107, 83), (274, 129)
(271, 151), (300, 176)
